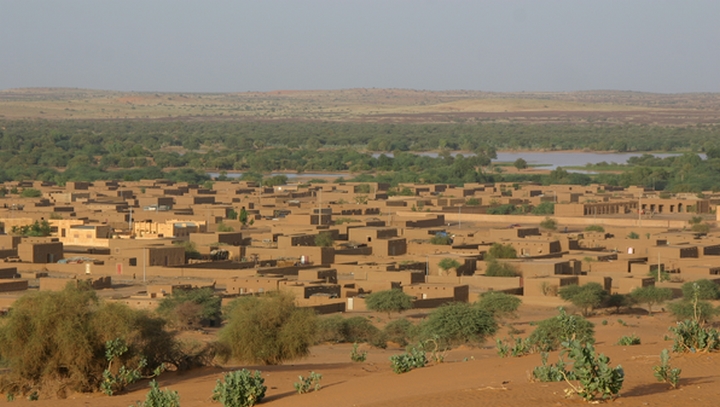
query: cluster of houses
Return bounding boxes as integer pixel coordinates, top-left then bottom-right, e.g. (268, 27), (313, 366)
(0, 178), (717, 312)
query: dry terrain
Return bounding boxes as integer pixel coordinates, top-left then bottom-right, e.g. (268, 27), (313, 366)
(2, 88), (720, 125)
(6, 304), (720, 407)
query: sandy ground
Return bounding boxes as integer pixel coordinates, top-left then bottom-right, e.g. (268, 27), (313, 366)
(6, 304), (720, 406)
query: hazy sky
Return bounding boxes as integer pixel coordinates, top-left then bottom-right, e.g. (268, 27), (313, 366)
(2, 1), (719, 93)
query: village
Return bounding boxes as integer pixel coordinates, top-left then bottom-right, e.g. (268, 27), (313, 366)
(0, 178), (716, 315)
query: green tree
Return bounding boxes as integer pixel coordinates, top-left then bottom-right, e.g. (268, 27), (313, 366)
(20, 188), (42, 198)
(630, 286), (673, 314)
(438, 257), (462, 276)
(219, 293), (317, 365)
(527, 308), (595, 352)
(239, 206), (249, 226)
(364, 289), (414, 318)
(513, 158), (528, 170)
(314, 232), (334, 247)
(559, 283), (608, 317)
(531, 201), (555, 215)
(487, 242), (517, 259)
(484, 260), (520, 277)
(681, 279), (719, 300)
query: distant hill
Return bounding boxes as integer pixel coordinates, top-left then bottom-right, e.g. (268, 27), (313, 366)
(1, 88), (720, 125)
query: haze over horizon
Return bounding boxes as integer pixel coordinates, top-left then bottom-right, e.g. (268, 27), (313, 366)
(2, 1), (719, 94)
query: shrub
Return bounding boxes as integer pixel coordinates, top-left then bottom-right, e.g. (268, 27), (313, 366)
(670, 319), (720, 353)
(681, 279), (719, 300)
(157, 287), (222, 330)
(364, 289), (414, 317)
(584, 225), (605, 233)
(630, 286), (673, 314)
(616, 334), (641, 346)
(212, 369), (266, 407)
(496, 336), (533, 358)
(627, 231), (640, 239)
(315, 315), (384, 346)
(20, 188), (42, 198)
(217, 222), (234, 232)
(419, 302), (498, 348)
(527, 308), (595, 352)
(668, 300), (718, 323)
(389, 347), (427, 374)
(101, 338), (162, 396)
(539, 217), (557, 231)
(429, 234), (453, 245)
(383, 318), (418, 347)
(131, 380), (180, 407)
(0, 284), (176, 396)
(314, 232), (334, 247)
(654, 349), (681, 389)
(484, 260), (520, 277)
(532, 352), (574, 382)
(219, 293), (317, 365)
(558, 283), (608, 317)
(475, 292), (521, 320)
(294, 371), (322, 394)
(531, 201), (554, 215)
(350, 343), (367, 362)
(487, 243), (517, 259)
(561, 340), (624, 401)
(605, 293), (630, 314)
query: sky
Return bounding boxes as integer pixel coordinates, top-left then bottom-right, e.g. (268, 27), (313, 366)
(1, 0), (719, 93)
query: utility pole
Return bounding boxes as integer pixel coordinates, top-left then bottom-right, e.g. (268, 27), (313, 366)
(143, 247), (147, 283)
(458, 205), (462, 229)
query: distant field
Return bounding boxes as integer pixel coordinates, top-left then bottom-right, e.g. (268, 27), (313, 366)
(2, 87), (720, 125)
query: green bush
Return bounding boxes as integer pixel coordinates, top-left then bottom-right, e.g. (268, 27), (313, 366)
(314, 232), (334, 247)
(294, 371), (322, 394)
(419, 302), (498, 348)
(131, 380), (180, 407)
(219, 293), (317, 365)
(487, 243), (517, 259)
(350, 343), (367, 362)
(383, 318), (418, 347)
(681, 279), (719, 300)
(315, 315), (385, 347)
(532, 352), (574, 382)
(496, 336), (533, 358)
(157, 287), (222, 329)
(0, 284), (177, 396)
(539, 217), (557, 231)
(558, 283), (608, 317)
(561, 340), (624, 401)
(627, 231), (640, 239)
(616, 334), (641, 346)
(668, 300), (718, 323)
(584, 225), (605, 233)
(212, 369), (266, 407)
(484, 260), (520, 277)
(437, 258), (461, 275)
(389, 347), (427, 374)
(364, 289), (414, 317)
(531, 201), (554, 215)
(670, 319), (720, 353)
(475, 292), (521, 319)
(527, 308), (595, 352)
(654, 349), (681, 389)
(429, 234), (452, 245)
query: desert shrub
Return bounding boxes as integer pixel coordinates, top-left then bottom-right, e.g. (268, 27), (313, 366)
(315, 315), (384, 347)
(630, 286), (673, 314)
(539, 217), (557, 231)
(561, 340), (624, 401)
(217, 222), (234, 232)
(671, 319), (720, 353)
(0, 284), (176, 397)
(484, 260), (520, 277)
(668, 300), (718, 323)
(627, 231), (640, 239)
(475, 292), (521, 320)
(389, 346), (427, 374)
(131, 380), (180, 407)
(418, 302), (498, 348)
(350, 343), (367, 362)
(527, 308), (595, 352)
(314, 232), (334, 247)
(531, 201), (554, 215)
(654, 349), (681, 389)
(584, 225), (605, 233)
(604, 293), (630, 314)
(212, 369), (266, 407)
(219, 293), (317, 365)
(383, 318), (418, 347)
(20, 188), (42, 198)
(294, 371), (322, 394)
(496, 336), (533, 358)
(532, 352), (574, 382)
(429, 234), (453, 245)
(558, 283), (608, 317)
(616, 334), (641, 346)
(681, 279), (719, 300)
(364, 289), (413, 317)
(157, 287), (222, 329)
(487, 242), (517, 259)
(437, 257), (461, 275)
(101, 338), (163, 396)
